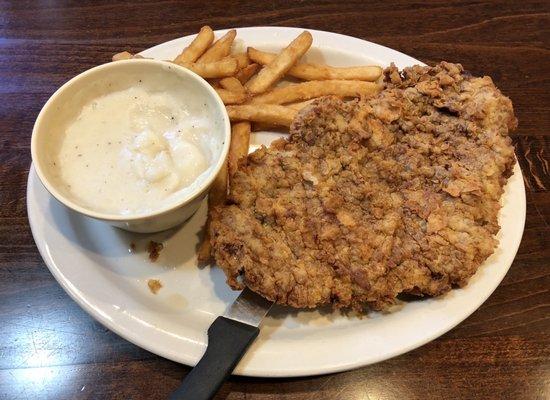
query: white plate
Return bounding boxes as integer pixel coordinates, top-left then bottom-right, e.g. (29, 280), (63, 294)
(27, 27), (526, 377)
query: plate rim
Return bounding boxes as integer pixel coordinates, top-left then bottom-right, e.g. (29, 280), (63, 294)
(27, 26), (527, 377)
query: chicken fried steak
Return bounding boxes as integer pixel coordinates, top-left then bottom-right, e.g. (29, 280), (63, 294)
(209, 62), (517, 311)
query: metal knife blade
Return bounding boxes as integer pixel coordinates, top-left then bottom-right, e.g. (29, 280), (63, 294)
(170, 288), (274, 400)
(223, 287), (274, 327)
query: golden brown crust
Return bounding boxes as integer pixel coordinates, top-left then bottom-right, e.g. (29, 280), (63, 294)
(210, 62), (516, 311)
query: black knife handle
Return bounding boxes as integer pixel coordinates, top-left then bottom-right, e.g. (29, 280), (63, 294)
(169, 316), (259, 400)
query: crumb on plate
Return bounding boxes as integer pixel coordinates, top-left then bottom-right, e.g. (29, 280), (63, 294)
(147, 279), (163, 294)
(147, 240), (164, 262)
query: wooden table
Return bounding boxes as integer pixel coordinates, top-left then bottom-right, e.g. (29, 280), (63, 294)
(1, 1), (548, 399)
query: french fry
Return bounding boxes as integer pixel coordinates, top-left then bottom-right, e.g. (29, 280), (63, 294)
(232, 52), (250, 69)
(174, 26), (214, 63)
(112, 52), (147, 61)
(252, 122), (294, 133)
(286, 99), (317, 111)
(197, 218), (213, 263)
(235, 63), (260, 84)
(219, 77), (246, 93)
(251, 80), (380, 104)
(215, 88), (248, 104)
(175, 58), (238, 78)
(197, 29), (237, 63)
(228, 122), (251, 177)
(245, 31), (313, 94)
(112, 51), (134, 61)
(248, 47), (383, 81)
(252, 122), (280, 132)
(197, 160), (228, 264)
(227, 104), (297, 127)
(209, 162), (228, 205)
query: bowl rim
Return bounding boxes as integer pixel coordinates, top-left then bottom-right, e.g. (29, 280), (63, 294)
(31, 58), (231, 222)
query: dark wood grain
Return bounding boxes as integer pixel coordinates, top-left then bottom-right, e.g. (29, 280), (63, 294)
(0, 1), (548, 399)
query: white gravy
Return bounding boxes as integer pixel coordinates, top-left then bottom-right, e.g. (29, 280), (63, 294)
(54, 86), (212, 215)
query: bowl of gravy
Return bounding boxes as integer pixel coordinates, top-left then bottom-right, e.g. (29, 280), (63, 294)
(31, 59), (230, 232)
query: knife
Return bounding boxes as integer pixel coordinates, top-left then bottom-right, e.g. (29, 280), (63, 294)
(169, 287), (273, 400)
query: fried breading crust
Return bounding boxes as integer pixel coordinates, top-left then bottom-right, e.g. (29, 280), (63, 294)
(210, 62), (516, 311)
